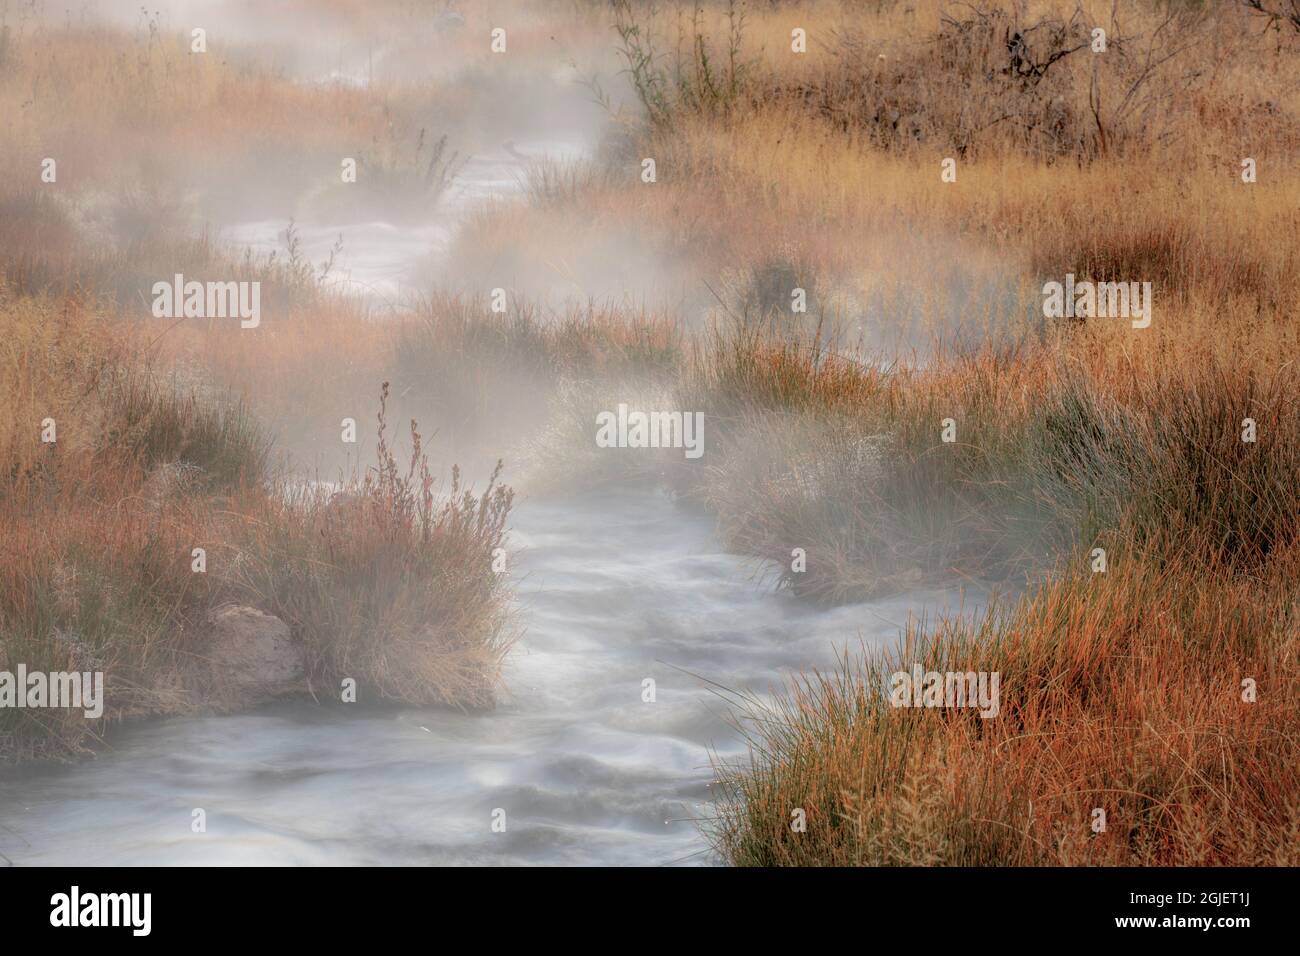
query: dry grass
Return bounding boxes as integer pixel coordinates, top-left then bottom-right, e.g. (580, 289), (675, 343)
(712, 537), (1300, 866)
(679, 309), (1299, 593)
(0, 292), (514, 761)
(2, 0), (1297, 866)
(579, 1), (1300, 867)
(234, 383), (516, 710)
(616, 0), (1300, 161)
(695, 315), (1300, 865)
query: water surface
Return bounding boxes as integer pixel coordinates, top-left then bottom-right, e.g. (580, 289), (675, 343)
(0, 490), (975, 865)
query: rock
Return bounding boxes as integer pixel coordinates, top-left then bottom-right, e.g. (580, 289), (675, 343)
(204, 605), (302, 699)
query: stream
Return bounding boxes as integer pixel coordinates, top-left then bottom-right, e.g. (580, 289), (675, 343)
(0, 16), (980, 864)
(0, 490), (975, 865)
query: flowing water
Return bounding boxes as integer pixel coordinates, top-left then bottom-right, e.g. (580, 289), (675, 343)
(223, 136), (594, 305)
(0, 13), (983, 865)
(0, 490), (977, 865)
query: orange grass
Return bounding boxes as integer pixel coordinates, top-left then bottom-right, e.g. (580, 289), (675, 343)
(0, 294), (515, 761)
(712, 536), (1300, 866)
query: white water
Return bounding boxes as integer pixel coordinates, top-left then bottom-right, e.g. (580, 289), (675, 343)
(0, 490), (976, 865)
(223, 138), (592, 305)
(0, 11), (982, 864)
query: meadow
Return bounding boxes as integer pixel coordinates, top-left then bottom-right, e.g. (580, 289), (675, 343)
(1, 0), (1297, 865)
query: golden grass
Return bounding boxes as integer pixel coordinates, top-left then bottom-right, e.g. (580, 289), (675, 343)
(232, 385), (516, 711)
(616, 0), (1300, 158)
(2, 0), (1297, 867)
(0, 291), (514, 761)
(713, 537), (1300, 866)
(573, 1), (1300, 866)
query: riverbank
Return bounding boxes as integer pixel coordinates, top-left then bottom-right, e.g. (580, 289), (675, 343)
(579, 0), (1298, 866)
(0, 488), (974, 865)
(2, 0), (1297, 866)
(1, 1), (602, 760)
(0, 288), (513, 760)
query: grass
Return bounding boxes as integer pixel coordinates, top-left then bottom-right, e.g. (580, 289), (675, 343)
(1, 0), (1296, 866)
(0, 290), (514, 761)
(712, 537), (1300, 866)
(613, 0), (1300, 162)
(582, 0), (1300, 866)
(676, 313), (1300, 592)
(686, 316), (1300, 865)
(235, 383), (515, 710)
